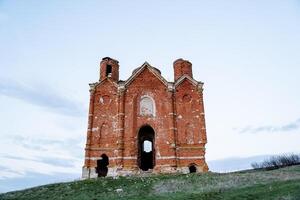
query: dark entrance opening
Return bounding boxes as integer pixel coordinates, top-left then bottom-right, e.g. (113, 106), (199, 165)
(106, 65), (112, 76)
(96, 154), (109, 177)
(138, 125), (155, 171)
(189, 164), (197, 173)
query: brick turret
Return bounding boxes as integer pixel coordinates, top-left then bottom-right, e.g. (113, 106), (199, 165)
(100, 57), (119, 82)
(173, 58), (193, 81)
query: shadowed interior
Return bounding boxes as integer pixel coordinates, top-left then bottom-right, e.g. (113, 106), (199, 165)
(138, 125), (155, 171)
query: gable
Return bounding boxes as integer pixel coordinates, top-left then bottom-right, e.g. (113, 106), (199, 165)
(125, 62), (168, 88)
(174, 76), (204, 94)
(176, 78), (197, 92)
(90, 78), (118, 93)
(174, 75), (203, 88)
(126, 67), (167, 90)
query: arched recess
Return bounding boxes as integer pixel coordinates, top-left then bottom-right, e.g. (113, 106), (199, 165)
(99, 123), (108, 144)
(138, 125), (155, 171)
(185, 123), (194, 144)
(96, 154), (109, 177)
(140, 96), (155, 117)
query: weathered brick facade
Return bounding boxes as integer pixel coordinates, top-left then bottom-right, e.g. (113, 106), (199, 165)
(82, 57), (208, 178)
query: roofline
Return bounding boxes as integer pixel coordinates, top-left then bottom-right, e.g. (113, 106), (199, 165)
(124, 62), (169, 87)
(89, 78), (118, 91)
(174, 75), (204, 88)
(89, 63), (204, 92)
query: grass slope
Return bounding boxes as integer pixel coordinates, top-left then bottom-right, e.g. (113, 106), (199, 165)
(1, 166), (300, 200)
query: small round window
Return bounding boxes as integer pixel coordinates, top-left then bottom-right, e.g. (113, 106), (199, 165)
(182, 94), (192, 102)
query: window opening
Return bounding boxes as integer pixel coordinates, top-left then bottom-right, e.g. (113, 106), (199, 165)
(106, 65), (112, 77)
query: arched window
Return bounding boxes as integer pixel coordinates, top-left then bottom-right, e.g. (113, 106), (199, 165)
(140, 96), (155, 116)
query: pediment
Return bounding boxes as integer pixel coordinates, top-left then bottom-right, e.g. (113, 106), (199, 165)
(174, 75), (203, 88)
(89, 78), (118, 91)
(124, 62), (168, 87)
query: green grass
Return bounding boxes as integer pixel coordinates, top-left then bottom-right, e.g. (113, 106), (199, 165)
(1, 166), (300, 200)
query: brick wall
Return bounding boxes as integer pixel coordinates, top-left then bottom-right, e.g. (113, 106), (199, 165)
(82, 58), (208, 178)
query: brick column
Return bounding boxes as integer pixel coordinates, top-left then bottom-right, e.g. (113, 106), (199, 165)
(198, 83), (207, 144)
(171, 88), (179, 167)
(198, 83), (209, 171)
(84, 84), (96, 167)
(116, 84), (126, 167)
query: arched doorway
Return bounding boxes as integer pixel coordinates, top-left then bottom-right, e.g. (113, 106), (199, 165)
(138, 125), (155, 171)
(189, 164), (197, 173)
(96, 154), (109, 177)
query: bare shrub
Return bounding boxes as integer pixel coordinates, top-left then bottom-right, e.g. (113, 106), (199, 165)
(251, 162), (260, 169)
(251, 153), (300, 170)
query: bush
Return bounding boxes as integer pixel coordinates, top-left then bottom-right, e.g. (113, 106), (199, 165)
(251, 153), (300, 170)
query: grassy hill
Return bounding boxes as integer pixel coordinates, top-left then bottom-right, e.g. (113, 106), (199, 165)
(1, 166), (300, 200)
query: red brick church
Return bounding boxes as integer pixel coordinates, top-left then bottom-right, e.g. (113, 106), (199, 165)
(82, 57), (208, 178)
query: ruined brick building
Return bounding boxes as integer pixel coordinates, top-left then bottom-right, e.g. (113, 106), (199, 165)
(82, 57), (208, 178)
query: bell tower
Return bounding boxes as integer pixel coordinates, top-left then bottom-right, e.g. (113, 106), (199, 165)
(173, 58), (193, 81)
(100, 57), (119, 82)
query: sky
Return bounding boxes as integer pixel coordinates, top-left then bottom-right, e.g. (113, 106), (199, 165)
(1, 0), (300, 193)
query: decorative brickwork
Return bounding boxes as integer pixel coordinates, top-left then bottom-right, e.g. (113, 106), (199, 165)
(82, 57), (208, 178)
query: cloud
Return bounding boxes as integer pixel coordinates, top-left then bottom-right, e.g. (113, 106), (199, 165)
(0, 172), (79, 193)
(0, 80), (85, 117)
(0, 79), (86, 182)
(0, 134), (84, 181)
(238, 118), (300, 134)
(0, 130), (84, 192)
(0, 156), (81, 180)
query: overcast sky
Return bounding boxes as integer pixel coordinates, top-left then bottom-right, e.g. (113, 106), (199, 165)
(1, 0), (300, 192)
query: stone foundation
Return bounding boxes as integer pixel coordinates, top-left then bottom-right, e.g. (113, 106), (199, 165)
(82, 164), (208, 179)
